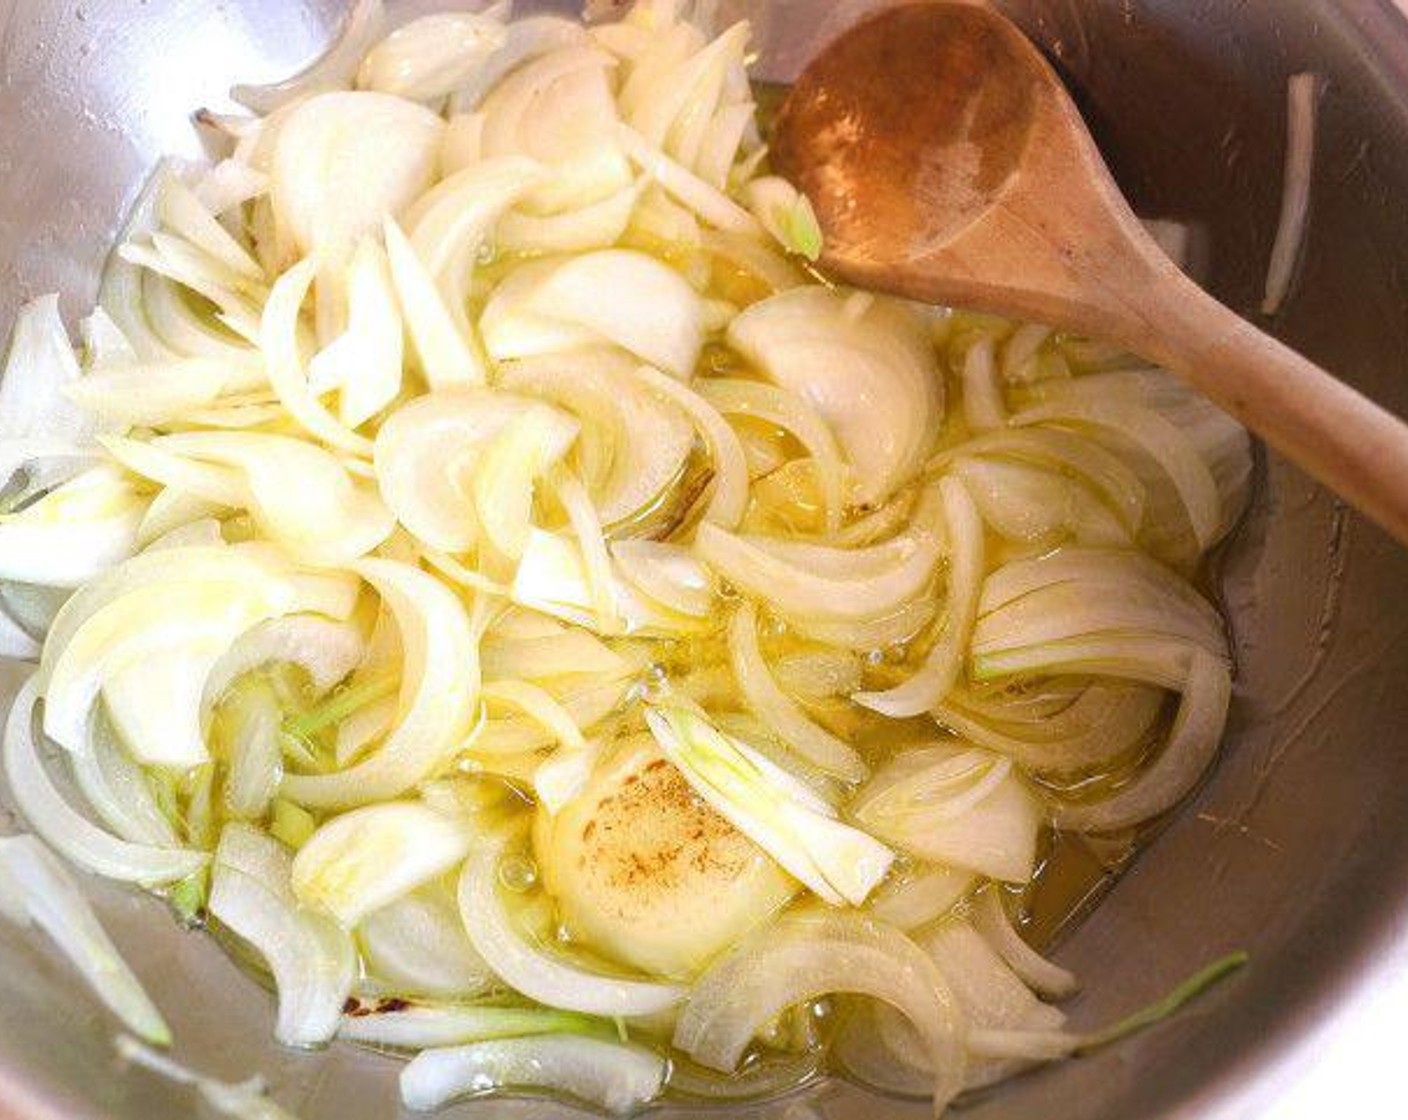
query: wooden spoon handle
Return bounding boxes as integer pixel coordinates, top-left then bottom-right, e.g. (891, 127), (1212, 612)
(1133, 268), (1408, 545)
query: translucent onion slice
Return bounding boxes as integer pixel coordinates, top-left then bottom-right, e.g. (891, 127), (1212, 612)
(0, 833), (171, 1045)
(1055, 648), (1232, 832)
(855, 477), (983, 717)
(867, 863), (975, 933)
(404, 156), (544, 338)
(203, 616), (364, 705)
(207, 823), (356, 1048)
(341, 1002), (600, 1048)
(269, 90), (443, 258)
(358, 886), (493, 999)
(357, 8), (509, 102)
(694, 522), (940, 625)
(632, 365), (748, 527)
(960, 335), (1005, 432)
(674, 908), (965, 1111)
(280, 558), (480, 809)
(0, 466), (147, 589)
(617, 123), (761, 235)
(448, 15), (590, 113)
(259, 258), (372, 455)
(497, 183), (643, 255)
(64, 357), (249, 428)
(728, 287), (944, 505)
(479, 46), (631, 215)
(71, 709), (181, 846)
(0, 295), (98, 474)
(498, 349), (694, 527)
(471, 404), (580, 562)
(154, 170), (262, 280)
(306, 237), (403, 429)
(1011, 399), (1220, 551)
(935, 679), (1165, 775)
(726, 602), (866, 782)
(696, 377), (846, 533)
(456, 827), (687, 1016)
(646, 705), (892, 906)
(373, 387), (539, 554)
(610, 541), (715, 618)
(481, 627), (627, 681)
(480, 251), (704, 379)
(291, 801), (475, 927)
(400, 1035), (666, 1115)
(973, 549), (1227, 672)
(152, 431), (395, 566)
(853, 746), (1043, 883)
(3, 677), (207, 885)
(971, 888), (1078, 1000)
(232, 0), (385, 111)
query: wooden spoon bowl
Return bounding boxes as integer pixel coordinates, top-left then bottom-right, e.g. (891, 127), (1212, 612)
(772, 1), (1408, 547)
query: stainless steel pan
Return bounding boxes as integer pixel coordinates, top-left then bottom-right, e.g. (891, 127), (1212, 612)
(3, 1), (1408, 1116)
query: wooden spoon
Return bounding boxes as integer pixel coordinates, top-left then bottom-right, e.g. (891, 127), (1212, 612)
(771, 1), (1408, 546)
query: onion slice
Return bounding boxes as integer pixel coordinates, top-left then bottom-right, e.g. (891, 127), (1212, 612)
(400, 1035), (666, 1115)
(0, 833), (171, 1045)
(456, 827), (686, 1017)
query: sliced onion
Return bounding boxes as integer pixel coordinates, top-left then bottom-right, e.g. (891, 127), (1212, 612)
(0, 833), (171, 1044)
(232, 0), (385, 111)
(208, 823), (356, 1047)
(497, 183), (643, 254)
(617, 123), (761, 235)
(695, 521), (940, 626)
(853, 745), (1043, 883)
(154, 170), (261, 280)
(696, 377), (846, 534)
(646, 705), (892, 906)
(291, 801), (475, 927)
(481, 628), (627, 681)
(471, 404), (579, 562)
(0, 466), (147, 588)
(448, 15), (590, 113)
(400, 1035), (666, 1115)
(358, 885), (493, 999)
(728, 287), (944, 505)
(867, 863), (975, 933)
(306, 237), (403, 429)
(480, 251), (704, 379)
(611, 541), (715, 618)
(269, 90), (443, 259)
(203, 616), (364, 705)
(373, 387), (538, 554)
(281, 559), (479, 810)
(342, 1001), (599, 1048)
(218, 682), (282, 822)
(404, 157), (544, 338)
(957, 335), (1004, 433)
(152, 431), (395, 566)
(674, 908), (965, 1110)
(357, 8), (509, 102)
(1012, 399), (1220, 551)
(479, 46), (631, 215)
(3, 677), (206, 885)
(971, 887), (1077, 1000)
(456, 827), (686, 1016)
(727, 602), (865, 782)
(259, 257), (372, 456)
(1055, 648), (1232, 832)
(632, 365), (747, 527)
(70, 709), (180, 847)
(935, 679), (1165, 775)
(855, 477), (983, 717)
(1263, 73), (1320, 315)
